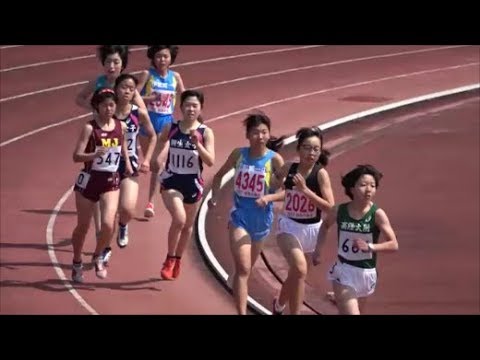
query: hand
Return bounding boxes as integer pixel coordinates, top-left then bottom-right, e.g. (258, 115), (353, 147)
(352, 238), (370, 252)
(190, 129), (199, 146)
(293, 173), (307, 192)
(255, 196), (268, 208)
(124, 165), (134, 177)
(95, 147), (108, 157)
(139, 160), (150, 174)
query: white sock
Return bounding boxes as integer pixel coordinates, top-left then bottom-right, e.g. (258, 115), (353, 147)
(275, 297), (286, 312)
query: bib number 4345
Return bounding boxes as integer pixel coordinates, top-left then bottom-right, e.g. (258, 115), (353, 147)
(235, 171), (265, 197)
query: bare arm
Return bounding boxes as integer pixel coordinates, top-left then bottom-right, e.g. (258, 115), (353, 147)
(138, 108), (157, 170)
(72, 123), (98, 162)
(210, 148), (241, 205)
(300, 168), (335, 212)
(154, 122), (172, 166)
(256, 161), (291, 207)
(269, 152), (286, 191)
(371, 209), (399, 252)
(75, 80), (96, 111)
(313, 205), (338, 265)
(174, 71), (185, 94)
(133, 90), (147, 110)
(136, 70), (157, 104)
(192, 127), (215, 167)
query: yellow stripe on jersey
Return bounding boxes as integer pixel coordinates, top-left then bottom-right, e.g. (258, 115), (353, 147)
(264, 159), (272, 190)
(172, 74), (177, 106)
(145, 75), (154, 96)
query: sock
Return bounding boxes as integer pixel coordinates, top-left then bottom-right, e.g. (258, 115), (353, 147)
(275, 297), (286, 312)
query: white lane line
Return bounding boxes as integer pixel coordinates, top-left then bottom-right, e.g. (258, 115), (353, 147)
(0, 45), (468, 103)
(1, 62), (477, 148)
(0, 45), (323, 73)
(196, 83), (480, 315)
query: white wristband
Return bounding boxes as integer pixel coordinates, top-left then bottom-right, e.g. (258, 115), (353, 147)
(368, 243), (375, 252)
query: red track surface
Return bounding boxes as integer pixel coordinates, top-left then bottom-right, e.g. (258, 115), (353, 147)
(0, 45), (478, 314)
(207, 93), (480, 314)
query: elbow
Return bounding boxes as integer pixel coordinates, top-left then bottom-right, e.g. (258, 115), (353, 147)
(204, 157), (215, 167)
(390, 240), (399, 252)
(72, 153), (80, 163)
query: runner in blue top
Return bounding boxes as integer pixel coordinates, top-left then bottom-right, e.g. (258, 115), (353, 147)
(209, 112), (285, 315)
(137, 45), (186, 220)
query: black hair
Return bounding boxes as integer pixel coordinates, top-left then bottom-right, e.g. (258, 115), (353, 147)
(147, 45), (179, 66)
(242, 111), (286, 152)
(180, 89), (205, 123)
(295, 126), (330, 166)
(97, 45), (129, 71)
(341, 164), (384, 199)
(114, 73), (139, 90)
(90, 87), (117, 111)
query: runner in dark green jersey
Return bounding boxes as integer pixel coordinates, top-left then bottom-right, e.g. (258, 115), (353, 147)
(313, 164), (399, 315)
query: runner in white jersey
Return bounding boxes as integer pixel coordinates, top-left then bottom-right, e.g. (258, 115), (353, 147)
(71, 88), (133, 283)
(156, 90), (214, 280)
(313, 164), (399, 315)
(112, 74), (156, 251)
(265, 127), (335, 315)
(74, 46), (146, 264)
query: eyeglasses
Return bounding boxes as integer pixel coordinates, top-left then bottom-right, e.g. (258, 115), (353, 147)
(300, 145), (321, 153)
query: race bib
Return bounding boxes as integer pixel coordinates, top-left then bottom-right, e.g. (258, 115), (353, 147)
(92, 146), (122, 172)
(283, 189), (316, 219)
(148, 91), (175, 115)
(75, 171), (91, 189)
(126, 132), (137, 157)
(338, 230), (373, 261)
(168, 147), (199, 175)
(234, 165), (265, 198)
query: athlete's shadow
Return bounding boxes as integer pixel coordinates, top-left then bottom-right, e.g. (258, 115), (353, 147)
(0, 238), (82, 255)
(0, 277), (163, 292)
(21, 209), (77, 216)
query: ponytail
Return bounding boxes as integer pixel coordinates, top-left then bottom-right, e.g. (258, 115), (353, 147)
(266, 135), (287, 152)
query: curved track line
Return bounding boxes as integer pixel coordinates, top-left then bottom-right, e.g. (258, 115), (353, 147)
(46, 83), (479, 315)
(2, 62), (477, 148)
(203, 63), (479, 124)
(0, 45), (23, 50)
(196, 83), (480, 315)
(0, 45), (466, 103)
(0, 45), (322, 73)
(46, 187), (99, 315)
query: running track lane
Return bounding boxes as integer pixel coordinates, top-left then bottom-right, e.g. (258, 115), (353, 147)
(1, 46), (478, 143)
(205, 92), (480, 315)
(0, 46), (478, 314)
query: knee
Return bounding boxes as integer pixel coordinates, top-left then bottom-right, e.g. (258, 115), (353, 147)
(171, 216), (186, 231)
(74, 222), (90, 237)
(100, 222), (114, 236)
(290, 261), (308, 280)
(119, 206), (135, 221)
(235, 262), (251, 278)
